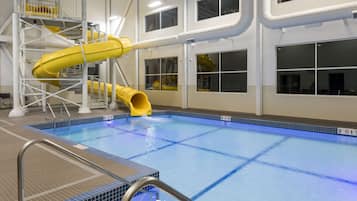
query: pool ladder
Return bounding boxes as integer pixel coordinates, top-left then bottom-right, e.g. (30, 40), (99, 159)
(45, 102), (71, 128)
(17, 139), (191, 201)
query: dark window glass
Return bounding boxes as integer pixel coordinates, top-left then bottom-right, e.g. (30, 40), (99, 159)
(88, 64), (99, 76)
(317, 39), (357, 68)
(197, 74), (219, 92)
(197, 53), (219, 72)
(145, 59), (160, 74)
(161, 75), (178, 91)
(221, 73), (247, 92)
(198, 0), (219, 21)
(145, 13), (160, 32)
(161, 8), (178, 29)
(221, 0), (239, 16)
(277, 44), (315, 69)
(278, 0), (293, 3)
(277, 71), (315, 94)
(318, 69), (357, 95)
(145, 75), (160, 90)
(161, 57), (178, 74)
(221, 50), (247, 71)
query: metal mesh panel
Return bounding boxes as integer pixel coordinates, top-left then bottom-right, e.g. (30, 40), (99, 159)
(24, 0), (60, 18)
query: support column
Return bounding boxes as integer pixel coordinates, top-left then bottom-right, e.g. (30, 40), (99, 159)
(9, 12), (24, 117)
(182, 43), (189, 109)
(255, 23), (263, 116)
(41, 83), (47, 112)
(78, 0), (91, 114)
(109, 59), (117, 109)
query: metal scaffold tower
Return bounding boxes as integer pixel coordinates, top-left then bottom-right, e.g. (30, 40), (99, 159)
(9, 0), (109, 117)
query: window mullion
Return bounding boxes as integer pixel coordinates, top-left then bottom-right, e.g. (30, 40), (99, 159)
(315, 43), (318, 96)
(219, 52), (222, 92)
(219, 0), (222, 16)
(159, 12), (162, 30)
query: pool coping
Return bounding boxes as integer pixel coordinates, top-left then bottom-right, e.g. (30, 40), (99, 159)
(31, 110), (357, 137)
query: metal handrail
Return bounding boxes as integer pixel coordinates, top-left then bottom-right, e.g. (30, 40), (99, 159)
(17, 139), (131, 201)
(47, 103), (56, 119)
(122, 176), (191, 201)
(46, 103), (56, 128)
(62, 102), (71, 118)
(62, 102), (71, 126)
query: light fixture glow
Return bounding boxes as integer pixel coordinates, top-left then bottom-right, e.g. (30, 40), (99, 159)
(148, 1), (162, 8)
(109, 15), (119, 21)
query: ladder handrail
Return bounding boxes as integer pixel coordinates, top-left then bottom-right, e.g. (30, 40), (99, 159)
(46, 103), (56, 128)
(122, 176), (191, 201)
(62, 102), (71, 118)
(17, 139), (131, 201)
(47, 103), (56, 119)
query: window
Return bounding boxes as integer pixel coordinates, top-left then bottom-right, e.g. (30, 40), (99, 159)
(145, 8), (178, 32)
(145, 13), (160, 32)
(145, 57), (178, 91)
(197, 50), (247, 92)
(197, 0), (239, 21)
(277, 71), (315, 94)
(161, 8), (178, 29)
(278, 0), (293, 3)
(277, 39), (357, 96)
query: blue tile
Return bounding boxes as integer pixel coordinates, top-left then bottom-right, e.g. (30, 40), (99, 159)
(183, 128), (285, 158)
(123, 118), (219, 142)
(196, 162), (357, 201)
(258, 138), (357, 183)
(83, 133), (171, 159)
(132, 144), (246, 198)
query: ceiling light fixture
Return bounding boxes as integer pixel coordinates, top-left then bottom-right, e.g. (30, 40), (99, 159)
(148, 1), (162, 8)
(109, 15), (119, 21)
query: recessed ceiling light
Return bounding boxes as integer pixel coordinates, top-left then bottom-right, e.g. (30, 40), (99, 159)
(109, 15), (119, 21)
(148, 1), (162, 8)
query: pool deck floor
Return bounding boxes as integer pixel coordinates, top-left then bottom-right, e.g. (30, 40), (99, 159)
(1, 106), (357, 201)
(0, 108), (157, 201)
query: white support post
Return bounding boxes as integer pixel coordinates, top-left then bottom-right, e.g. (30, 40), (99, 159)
(9, 12), (25, 117)
(181, 0), (188, 109)
(104, 0), (111, 107)
(109, 59), (117, 109)
(182, 43), (189, 109)
(255, 23), (263, 116)
(78, 0), (91, 114)
(41, 83), (47, 112)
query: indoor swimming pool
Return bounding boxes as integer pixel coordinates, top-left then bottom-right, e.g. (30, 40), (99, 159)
(42, 114), (357, 201)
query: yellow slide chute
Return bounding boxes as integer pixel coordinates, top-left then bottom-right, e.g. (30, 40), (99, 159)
(33, 33), (152, 116)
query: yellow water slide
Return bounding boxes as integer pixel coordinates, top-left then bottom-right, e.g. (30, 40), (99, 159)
(33, 34), (152, 116)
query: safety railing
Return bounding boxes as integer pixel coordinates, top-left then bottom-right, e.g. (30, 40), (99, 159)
(46, 103), (56, 128)
(61, 102), (71, 126)
(17, 139), (190, 201)
(17, 139), (131, 201)
(23, 0), (60, 18)
(89, 75), (108, 109)
(122, 176), (191, 201)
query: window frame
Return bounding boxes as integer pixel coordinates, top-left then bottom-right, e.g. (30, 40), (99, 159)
(196, 0), (240, 22)
(276, 38), (357, 97)
(196, 49), (248, 93)
(144, 7), (178, 33)
(145, 57), (179, 91)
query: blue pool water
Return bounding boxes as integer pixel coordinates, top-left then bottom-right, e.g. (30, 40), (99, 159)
(43, 115), (357, 201)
